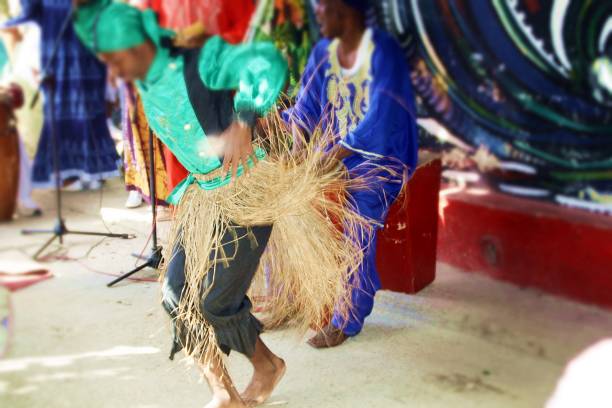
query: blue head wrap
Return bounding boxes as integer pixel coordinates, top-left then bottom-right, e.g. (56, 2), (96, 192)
(342, 0), (370, 13)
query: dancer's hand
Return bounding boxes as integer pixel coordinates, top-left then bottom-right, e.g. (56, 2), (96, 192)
(221, 121), (257, 181)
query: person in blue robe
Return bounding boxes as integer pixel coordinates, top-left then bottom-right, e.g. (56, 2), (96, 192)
(284, 0), (419, 347)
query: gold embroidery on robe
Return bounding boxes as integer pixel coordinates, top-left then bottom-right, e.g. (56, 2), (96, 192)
(325, 36), (375, 140)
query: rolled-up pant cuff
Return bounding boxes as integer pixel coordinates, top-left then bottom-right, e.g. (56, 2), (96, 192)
(207, 311), (263, 357)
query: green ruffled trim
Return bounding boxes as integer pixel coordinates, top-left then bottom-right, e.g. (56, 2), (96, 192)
(166, 148), (267, 205)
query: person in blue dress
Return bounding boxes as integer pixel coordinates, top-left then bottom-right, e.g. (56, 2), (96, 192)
(3, 0), (120, 190)
(284, 0), (419, 348)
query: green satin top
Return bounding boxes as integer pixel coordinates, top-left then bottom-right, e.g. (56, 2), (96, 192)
(136, 36), (288, 204)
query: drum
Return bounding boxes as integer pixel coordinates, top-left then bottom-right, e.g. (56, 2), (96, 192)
(0, 85), (21, 221)
(376, 154), (442, 294)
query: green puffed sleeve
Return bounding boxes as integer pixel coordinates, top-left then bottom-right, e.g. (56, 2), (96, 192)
(199, 36), (288, 124)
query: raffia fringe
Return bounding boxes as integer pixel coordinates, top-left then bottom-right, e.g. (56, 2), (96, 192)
(160, 108), (397, 370)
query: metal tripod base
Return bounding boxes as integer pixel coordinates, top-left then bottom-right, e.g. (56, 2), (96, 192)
(107, 245), (163, 287)
(22, 219), (133, 260)
(109, 128), (163, 288)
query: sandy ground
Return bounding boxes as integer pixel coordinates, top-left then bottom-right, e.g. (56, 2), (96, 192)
(1, 178), (611, 408)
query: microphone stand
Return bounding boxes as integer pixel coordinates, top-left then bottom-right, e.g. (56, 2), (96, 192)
(107, 128), (162, 287)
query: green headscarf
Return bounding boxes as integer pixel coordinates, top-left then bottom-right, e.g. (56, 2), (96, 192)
(73, 0), (174, 53)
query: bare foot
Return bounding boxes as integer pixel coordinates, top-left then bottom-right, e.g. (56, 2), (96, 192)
(203, 396), (246, 408)
(307, 324), (348, 349)
(241, 357), (286, 407)
(202, 362), (246, 408)
(241, 338), (286, 407)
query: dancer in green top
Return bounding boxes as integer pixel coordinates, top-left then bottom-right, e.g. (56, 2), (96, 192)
(73, 1), (369, 407)
(74, 0), (287, 202)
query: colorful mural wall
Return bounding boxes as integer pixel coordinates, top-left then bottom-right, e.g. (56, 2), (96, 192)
(375, 0), (612, 213)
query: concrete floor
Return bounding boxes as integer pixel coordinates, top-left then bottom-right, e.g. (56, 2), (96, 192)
(1, 179), (611, 408)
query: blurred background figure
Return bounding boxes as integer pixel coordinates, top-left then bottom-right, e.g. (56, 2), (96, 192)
(0, 2), (41, 217)
(0, 73), (39, 219)
(246, 0), (314, 97)
(154, 0), (254, 45)
(0, 3), (41, 160)
(547, 339), (612, 408)
(119, 81), (169, 209)
(1, 0), (119, 192)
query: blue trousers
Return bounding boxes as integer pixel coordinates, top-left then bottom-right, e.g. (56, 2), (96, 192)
(331, 181), (401, 336)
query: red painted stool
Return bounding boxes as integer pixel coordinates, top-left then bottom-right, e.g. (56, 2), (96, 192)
(376, 154), (442, 293)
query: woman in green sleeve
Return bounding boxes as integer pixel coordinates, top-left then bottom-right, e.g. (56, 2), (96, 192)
(73, 1), (370, 407)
